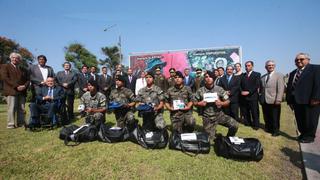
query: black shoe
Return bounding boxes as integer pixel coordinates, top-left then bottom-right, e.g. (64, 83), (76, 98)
(252, 127), (259, 130)
(272, 132), (279, 137)
(299, 138), (314, 143)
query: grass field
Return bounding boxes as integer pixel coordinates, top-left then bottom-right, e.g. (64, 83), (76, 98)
(0, 100), (304, 179)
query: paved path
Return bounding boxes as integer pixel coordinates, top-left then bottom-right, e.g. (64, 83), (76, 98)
(300, 116), (320, 180)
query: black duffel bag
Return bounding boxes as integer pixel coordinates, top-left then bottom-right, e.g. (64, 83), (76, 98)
(214, 135), (263, 161)
(98, 123), (129, 143)
(169, 132), (210, 155)
(141, 128), (169, 149)
(59, 124), (79, 140)
(60, 124), (98, 146)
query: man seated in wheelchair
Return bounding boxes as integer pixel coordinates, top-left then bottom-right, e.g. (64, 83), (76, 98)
(78, 80), (106, 127)
(29, 77), (65, 127)
(135, 72), (166, 131)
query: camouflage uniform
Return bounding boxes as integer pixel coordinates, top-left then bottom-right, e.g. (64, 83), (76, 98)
(136, 85), (166, 130)
(167, 77), (175, 89)
(194, 85), (238, 140)
(109, 87), (135, 128)
(154, 74), (168, 91)
(165, 85), (196, 133)
(80, 91), (106, 125)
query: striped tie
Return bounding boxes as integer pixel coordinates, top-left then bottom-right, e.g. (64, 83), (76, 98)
(292, 70), (301, 89)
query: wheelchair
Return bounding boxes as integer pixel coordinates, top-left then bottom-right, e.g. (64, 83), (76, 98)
(28, 99), (69, 130)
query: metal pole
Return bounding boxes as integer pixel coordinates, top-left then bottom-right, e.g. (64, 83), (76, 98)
(118, 35), (122, 65)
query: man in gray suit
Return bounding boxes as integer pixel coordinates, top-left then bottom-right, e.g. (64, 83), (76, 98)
(260, 60), (285, 136)
(56, 62), (77, 121)
(29, 55), (55, 102)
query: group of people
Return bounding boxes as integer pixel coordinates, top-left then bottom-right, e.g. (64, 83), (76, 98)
(1, 52), (319, 143)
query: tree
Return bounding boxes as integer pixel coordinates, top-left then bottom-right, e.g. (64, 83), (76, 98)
(0, 36), (34, 68)
(99, 46), (122, 72)
(64, 43), (98, 71)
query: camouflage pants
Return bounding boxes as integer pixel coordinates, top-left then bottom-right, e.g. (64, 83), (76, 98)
(85, 112), (105, 126)
(203, 111), (238, 140)
(114, 110), (134, 128)
(171, 112), (196, 133)
(142, 112), (166, 130)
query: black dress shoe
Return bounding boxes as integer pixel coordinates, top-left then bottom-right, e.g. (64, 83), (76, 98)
(252, 127), (259, 130)
(299, 138), (314, 143)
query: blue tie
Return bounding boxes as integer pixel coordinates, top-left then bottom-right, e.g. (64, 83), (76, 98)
(48, 88), (53, 97)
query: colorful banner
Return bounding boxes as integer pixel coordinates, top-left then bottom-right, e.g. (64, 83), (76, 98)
(129, 46), (241, 78)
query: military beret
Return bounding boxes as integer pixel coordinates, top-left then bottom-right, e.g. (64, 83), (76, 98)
(175, 71), (184, 79)
(155, 67), (161, 71)
(115, 75), (126, 83)
(169, 68), (176, 73)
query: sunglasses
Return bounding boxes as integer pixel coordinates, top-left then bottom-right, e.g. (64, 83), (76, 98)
(295, 58), (306, 61)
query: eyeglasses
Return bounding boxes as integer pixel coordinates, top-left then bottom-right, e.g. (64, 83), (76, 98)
(295, 58), (306, 61)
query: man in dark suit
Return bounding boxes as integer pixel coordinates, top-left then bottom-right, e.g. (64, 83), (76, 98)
(1, 52), (30, 128)
(125, 68), (137, 94)
(286, 53), (320, 143)
(77, 65), (90, 97)
(240, 61), (261, 130)
(260, 60), (285, 136)
(29, 77), (65, 127)
(98, 66), (113, 102)
(29, 55), (55, 102)
(56, 62), (77, 121)
(219, 65), (241, 121)
(183, 68), (195, 89)
(89, 65), (98, 82)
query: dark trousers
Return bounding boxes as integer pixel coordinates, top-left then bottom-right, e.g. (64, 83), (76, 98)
(30, 102), (59, 125)
(262, 103), (281, 134)
(223, 103), (239, 122)
(66, 95), (74, 120)
(293, 104), (320, 140)
(242, 100), (260, 128)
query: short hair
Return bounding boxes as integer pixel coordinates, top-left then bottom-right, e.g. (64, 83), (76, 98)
(63, 62), (71, 66)
(9, 52), (22, 60)
(101, 66), (107, 70)
(226, 65), (234, 70)
(295, 52), (310, 60)
(217, 67), (224, 71)
(81, 64), (88, 69)
(37, 55), (47, 62)
(245, 61), (254, 66)
(265, 60), (276, 67)
(234, 63), (241, 67)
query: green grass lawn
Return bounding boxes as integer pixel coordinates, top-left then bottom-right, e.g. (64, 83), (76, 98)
(0, 100), (303, 179)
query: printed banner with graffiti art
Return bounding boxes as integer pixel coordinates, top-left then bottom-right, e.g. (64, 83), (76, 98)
(129, 46), (241, 78)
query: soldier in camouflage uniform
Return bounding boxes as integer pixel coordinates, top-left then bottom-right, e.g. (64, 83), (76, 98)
(135, 72), (166, 130)
(194, 71), (238, 140)
(154, 67), (168, 91)
(109, 75), (136, 128)
(79, 80), (107, 126)
(165, 71), (196, 133)
(167, 68), (176, 89)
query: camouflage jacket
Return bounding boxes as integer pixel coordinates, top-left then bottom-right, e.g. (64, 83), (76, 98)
(109, 87), (135, 105)
(194, 85), (229, 117)
(80, 91), (106, 109)
(154, 74), (167, 91)
(136, 85), (164, 106)
(165, 85), (193, 115)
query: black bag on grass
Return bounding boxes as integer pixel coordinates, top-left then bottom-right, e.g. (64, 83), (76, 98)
(98, 123), (129, 143)
(59, 124), (79, 140)
(169, 132), (210, 155)
(214, 135), (263, 161)
(142, 129), (169, 149)
(60, 124), (98, 146)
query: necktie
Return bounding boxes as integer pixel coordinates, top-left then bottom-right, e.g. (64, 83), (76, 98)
(292, 70), (301, 89)
(228, 76), (231, 84)
(266, 73), (270, 84)
(48, 88), (52, 97)
(129, 76), (132, 83)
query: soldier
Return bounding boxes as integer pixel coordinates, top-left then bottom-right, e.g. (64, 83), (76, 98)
(79, 80), (106, 126)
(109, 75), (136, 128)
(165, 71), (196, 133)
(135, 72), (166, 130)
(154, 66), (168, 91)
(167, 68), (176, 88)
(193, 68), (204, 92)
(194, 70), (238, 141)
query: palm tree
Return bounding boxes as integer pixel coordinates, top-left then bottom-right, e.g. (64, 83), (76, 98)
(100, 46), (122, 73)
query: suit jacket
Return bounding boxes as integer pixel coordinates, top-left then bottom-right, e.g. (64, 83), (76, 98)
(98, 74), (113, 95)
(125, 75), (137, 94)
(29, 64), (55, 87)
(1, 63), (30, 96)
(56, 70), (77, 95)
(240, 71), (261, 101)
(77, 72), (90, 93)
(286, 64), (320, 104)
(35, 85), (65, 104)
(260, 71), (285, 104)
(219, 74), (241, 103)
(184, 75), (195, 89)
